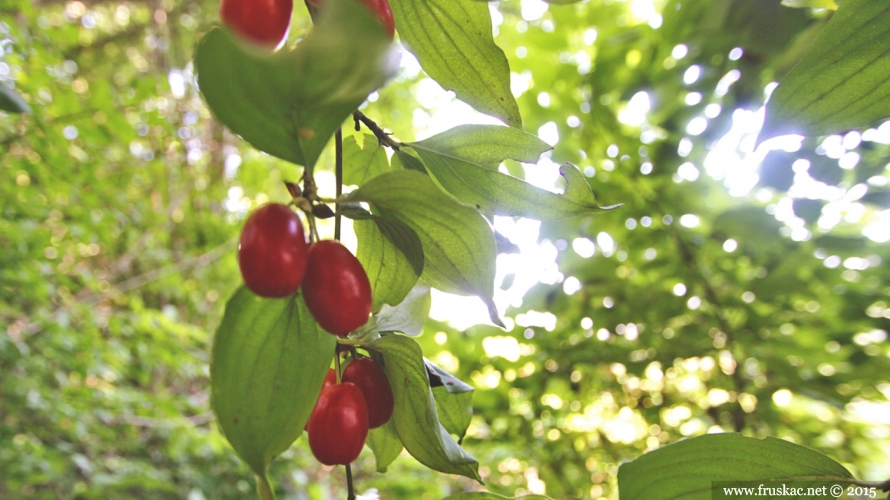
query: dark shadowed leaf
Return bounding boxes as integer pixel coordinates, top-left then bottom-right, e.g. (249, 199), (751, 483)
(0, 86), (30, 114)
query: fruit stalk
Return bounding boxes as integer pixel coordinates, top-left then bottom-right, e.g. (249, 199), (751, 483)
(335, 127), (343, 242)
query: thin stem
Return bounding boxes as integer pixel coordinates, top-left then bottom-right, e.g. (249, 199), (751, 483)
(345, 464), (356, 500)
(353, 111), (402, 150)
(334, 350), (342, 384)
(257, 475), (275, 500)
(335, 127), (343, 242)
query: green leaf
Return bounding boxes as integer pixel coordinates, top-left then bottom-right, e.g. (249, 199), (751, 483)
(365, 335), (481, 481)
(194, 0), (396, 170)
(426, 358), (473, 439)
(440, 493), (550, 500)
(347, 170), (503, 327)
(617, 434), (855, 500)
(351, 209), (424, 312)
(760, 0), (890, 140)
(374, 284), (432, 336)
(367, 418), (403, 473)
(781, 0), (836, 9)
(412, 125), (552, 168)
(413, 150), (607, 219)
(343, 134), (391, 187)
(210, 287), (336, 476)
(387, 0), (521, 127)
(0, 85), (30, 114)
(393, 150), (428, 173)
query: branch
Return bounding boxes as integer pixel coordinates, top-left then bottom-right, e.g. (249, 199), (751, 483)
(353, 111), (402, 150)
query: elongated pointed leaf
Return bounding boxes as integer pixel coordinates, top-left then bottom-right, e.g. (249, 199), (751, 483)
(0, 86), (30, 114)
(618, 434), (854, 500)
(426, 359), (473, 439)
(343, 134), (391, 187)
(412, 144), (607, 219)
(366, 334), (481, 481)
(388, 0), (521, 127)
(412, 125), (551, 168)
(367, 418), (403, 473)
(347, 170), (502, 327)
(760, 0), (890, 140)
(195, 0), (397, 170)
(350, 208), (424, 312)
(210, 287), (336, 476)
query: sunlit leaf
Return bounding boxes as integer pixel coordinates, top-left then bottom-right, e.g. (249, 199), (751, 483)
(195, 0), (397, 170)
(781, 0), (836, 9)
(343, 134), (391, 187)
(348, 207), (424, 312)
(387, 0), (521, 127)
(347, 170), (503, 327)
(760, 0), (890, 140)
(618, 434), (855, 500)
(210, 287), (336, 476)
(366, 334), (481, 481)
(374, 284), (432, 336)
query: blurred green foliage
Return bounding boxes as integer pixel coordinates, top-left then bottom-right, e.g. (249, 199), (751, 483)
(1, 0), (888, 499)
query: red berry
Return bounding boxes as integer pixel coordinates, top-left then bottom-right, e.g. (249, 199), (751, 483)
(306, 0), (395, 40)
(307, 383), (369, 465)
(342, 357), (394, 429)
(302, 240), (373, 336)
(221, 0), (293, 47)
(305, 368), (337, 431)
(238, 204), (309, 298)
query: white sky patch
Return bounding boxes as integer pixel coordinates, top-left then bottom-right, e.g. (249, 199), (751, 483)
(521, 0), (548, 21)
(618, 91), (650, 127)
(538, 121), (559, 146)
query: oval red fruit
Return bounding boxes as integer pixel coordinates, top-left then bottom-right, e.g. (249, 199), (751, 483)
(307, 383), (369, 466)
(342, 357), (393, 429)
(221, 0), (292, 47)
(302, 240), (373, 336)
(306, 0), (395, 40)
(305, 368), (337, 431)
(238, 204), (309, 298)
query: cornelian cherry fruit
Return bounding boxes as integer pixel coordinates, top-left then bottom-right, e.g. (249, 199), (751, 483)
(307, 382), (369, 465)
(302, 240), (372, 336)
(306, 0), (395, 40)
(304, 368), (337, 431)
(238, 203), (309, 298)
(220, 0), (292, 47)
(342, 357), (394, 429)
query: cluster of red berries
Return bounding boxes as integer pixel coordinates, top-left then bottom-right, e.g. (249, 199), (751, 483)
(238, 203), (372, 336)
(220, 0), (395, 48)
(239, 204), (394, 465)
(307, 357), (394, 465)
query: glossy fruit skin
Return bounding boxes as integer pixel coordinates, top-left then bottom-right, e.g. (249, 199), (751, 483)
(307, 383), (369, 465)
(306, 0), (395, 40)
(305, 368), (337, 431)
(238, 204), (309, 298)
(302, 240), (373, 336)
(221, 0), (292, 47)
(342, 357), (393, 429)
